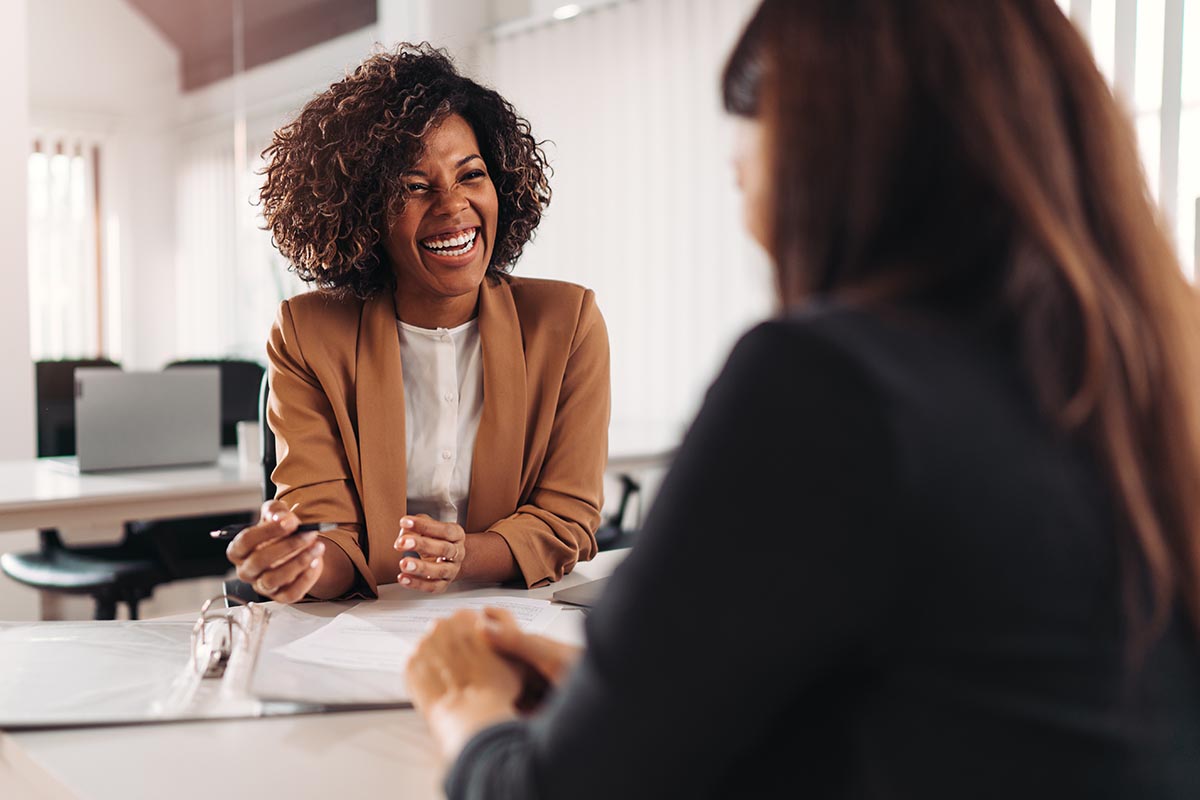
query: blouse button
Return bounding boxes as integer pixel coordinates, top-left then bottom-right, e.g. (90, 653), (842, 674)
(441, 449), (453, 461)
(443, 391), (455, 403)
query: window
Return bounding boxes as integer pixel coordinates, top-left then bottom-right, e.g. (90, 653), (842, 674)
(174, 124), (307, 361)
(1061, 0), (1198, 275)
(27, 135), (107, 360)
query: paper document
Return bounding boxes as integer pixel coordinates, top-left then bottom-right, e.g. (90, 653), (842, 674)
(272, 596), (561, 673)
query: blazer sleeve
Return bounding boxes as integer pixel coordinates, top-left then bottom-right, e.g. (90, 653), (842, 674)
(444, 320), (905, 798)
(487, 290), (611, 588)
(267, 300), (377, 597)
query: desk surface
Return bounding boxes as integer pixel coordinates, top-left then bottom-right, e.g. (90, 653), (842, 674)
(0, 431), (672, 536)
(0, 449), (262, 534)
(0, 549), (628, 800)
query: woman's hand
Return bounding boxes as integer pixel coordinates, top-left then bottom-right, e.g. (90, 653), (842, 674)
(226, 500), (325, 603)
(407, 610), (521, 759)
(393, 514), (466, 593)
(481, 607), (582, 696)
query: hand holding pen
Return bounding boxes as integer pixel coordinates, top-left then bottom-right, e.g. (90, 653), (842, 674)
(221, 500), (331, 603)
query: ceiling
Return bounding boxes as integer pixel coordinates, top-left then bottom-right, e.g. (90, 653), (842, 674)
(125, 0), (377, 91)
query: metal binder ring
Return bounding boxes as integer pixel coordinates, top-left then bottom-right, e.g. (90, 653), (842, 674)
(190, 594), (251, 677)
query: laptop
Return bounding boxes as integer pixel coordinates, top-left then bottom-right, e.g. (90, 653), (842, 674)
(54, 367), (221, 472)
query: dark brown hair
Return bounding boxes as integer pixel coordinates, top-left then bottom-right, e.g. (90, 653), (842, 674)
(260, 44), (551, 299)
(725, 0), (1200, 645)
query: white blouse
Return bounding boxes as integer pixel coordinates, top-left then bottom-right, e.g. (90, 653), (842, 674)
(397, 318), (484, 528)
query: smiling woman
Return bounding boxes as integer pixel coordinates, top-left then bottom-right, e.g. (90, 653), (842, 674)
(227, 45), (611, 603)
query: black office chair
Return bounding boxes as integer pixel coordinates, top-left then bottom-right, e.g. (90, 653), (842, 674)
(127, 359), (266, 580)
(2, 359), (171, 619)
(1, 358), (266, 619)
(223, 372), (275, 605)
(596, 473), (642, 551)
(34, 358), (120, 458)
(165, 358), (266, 446)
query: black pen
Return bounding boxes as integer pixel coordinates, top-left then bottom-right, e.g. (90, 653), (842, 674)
(209, 522), (339, 541)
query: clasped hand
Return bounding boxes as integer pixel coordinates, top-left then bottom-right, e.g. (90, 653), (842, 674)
(392, 514), (467, 593)
(407, 607), (583, 759)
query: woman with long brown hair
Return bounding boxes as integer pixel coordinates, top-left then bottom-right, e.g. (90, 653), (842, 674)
(404, 1), (1200, 796)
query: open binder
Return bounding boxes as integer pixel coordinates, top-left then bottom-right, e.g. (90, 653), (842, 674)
(1, 588), (571, 731)
(0, 594), (413, 732)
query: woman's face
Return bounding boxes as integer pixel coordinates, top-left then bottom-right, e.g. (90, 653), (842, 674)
(385, 113), (500, 307)
(732, 116), (770, 249)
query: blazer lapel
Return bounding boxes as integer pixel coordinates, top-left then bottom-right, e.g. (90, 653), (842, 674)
(356, 292), (407, 580)
(466, 278), (527, 533)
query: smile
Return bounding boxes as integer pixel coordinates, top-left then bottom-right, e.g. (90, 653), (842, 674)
(420, 227), (479, 257)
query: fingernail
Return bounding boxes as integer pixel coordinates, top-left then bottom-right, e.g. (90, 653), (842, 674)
(401, 577), (412, 586)
(310, 558), (321, 569)
(311, 541), (325, 554)
(405, 538), (416, 549)
(401, 518), (414, 529)
(404, 560), (418, 572)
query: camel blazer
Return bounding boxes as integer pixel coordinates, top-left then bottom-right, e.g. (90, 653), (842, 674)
(265, 276), (610, 595)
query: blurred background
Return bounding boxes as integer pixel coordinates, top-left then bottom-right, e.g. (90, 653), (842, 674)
(0, 0), (1195, 620)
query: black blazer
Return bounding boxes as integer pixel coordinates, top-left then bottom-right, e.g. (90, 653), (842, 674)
(447, 304), (1200, 799)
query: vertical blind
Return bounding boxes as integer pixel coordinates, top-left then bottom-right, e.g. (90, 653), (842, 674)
(27, 134), (103, 360)
(175, 125), (305, 362)
(480, 0), (772, 439)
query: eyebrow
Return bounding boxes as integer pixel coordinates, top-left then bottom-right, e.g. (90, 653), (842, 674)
(403, 155), (484, 177)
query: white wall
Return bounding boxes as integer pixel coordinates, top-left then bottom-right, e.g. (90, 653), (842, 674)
(1, 0), (35, 457)
(0, 0), (39, 622)
(28, 0), (180, 370)
(377, 0), (492, 69)
(481, 0), (773, 440)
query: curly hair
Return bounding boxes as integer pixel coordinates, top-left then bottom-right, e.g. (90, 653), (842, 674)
(259, 44), (551, 299)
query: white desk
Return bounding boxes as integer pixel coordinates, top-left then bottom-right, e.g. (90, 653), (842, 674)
(0, 549), (628, 800)
(0, 435), (670, 536)
(0, 449), (262, 534)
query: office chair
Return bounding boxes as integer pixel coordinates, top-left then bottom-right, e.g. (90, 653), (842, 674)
(2, 358), (171, 619)
(596, 473), (642, 551)
(1, 359), (265, 619)
(34, 358), (120, 458)
(223, 371), (274, 605)
(127, 359), (265, 580)
(165, 358), (265, 446)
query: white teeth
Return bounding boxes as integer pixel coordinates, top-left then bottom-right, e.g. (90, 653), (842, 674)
(422, 228), (477, 253)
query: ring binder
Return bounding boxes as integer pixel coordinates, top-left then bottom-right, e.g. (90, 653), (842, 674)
(2, 587), (545, 729)
(192, 594), (249, 678)
(151, 593), (273, 720)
